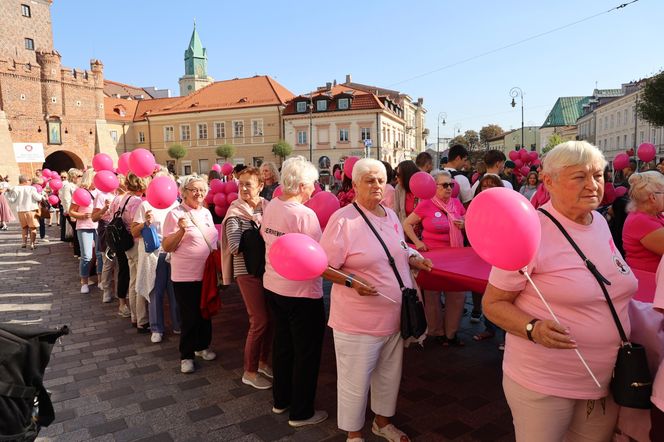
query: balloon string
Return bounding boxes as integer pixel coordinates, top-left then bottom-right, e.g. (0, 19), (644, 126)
(520, 268), (602, 389)
(325, 267), (398, 304)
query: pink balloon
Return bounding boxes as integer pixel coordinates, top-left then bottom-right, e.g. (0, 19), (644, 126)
(519, 149), (529, 161)
(343, 157), (360, 179)
(225, 181), (238, 194)
(531, 159), (541, 167)
(42, 168), (52, 178)
(41, 178), (49, 187)
(92, 153), (114, 172)
(129, 148), (156, 178)
(213, 193), (227, 207)
(211, 163), (222, 173)
(451, 181), (460, 198)
(520, 166), (530, 176)
(409, 171), (436, 200)
(221, 162), (234, 176)
(214, 205), (227, 217)
(226, 192), (239, 204)
(637, 143), (656, 163)
(305, 191), (340, 229)
(273, 185), (283, 198)
(48, 195), (59, 206)
(312, 182), (322, 196)
(615, 186), (628, 198)
(268, 233), (328, 281)
(117, 152), (131, 175)
(471, 173), (480, 185)
(334, 170), (342, 181)
(508, 151), (519, 161)
(32, 184), (43, 193)
(204, 192), (215, 204)
(48, 178), (63, 191)
(93, 170), (119, 193)
(466, 187), (541, 271)
(145, 176), (178, 209)
(613, 153), (630, 170)
(529, 151), (539, 161)
(72, 188), (92, 207)
(514, 159), (524, 169)
(209, 179), (225, 194)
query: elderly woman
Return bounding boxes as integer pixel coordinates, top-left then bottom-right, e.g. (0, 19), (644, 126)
(60, 168), (83, 256)
(222, 166), (273, 389)
(68, 169), (98, 294)
(519, 171), (539, 201)
(483, 141), (638, 441)
(621, 171), (664, 273)
(6, 175), (43, 249)
(403, 170), (466, 346)
(261, 156), (327, 427)
(259, 162), (280, 201)
(320, 158), (432, 442)
(162, 175), (218, 374)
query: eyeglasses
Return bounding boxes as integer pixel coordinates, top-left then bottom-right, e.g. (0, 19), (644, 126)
(186, 188), (206, 195)
(76, 175), (83, 178)
(436, 183), (454, 189)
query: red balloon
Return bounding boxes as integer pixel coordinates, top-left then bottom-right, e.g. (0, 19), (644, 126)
(615, 186), (628, 198)
(304, 191), (340, 229)
(93, 170), (119, 193)
(637, 143), (656, 163)
(204, 192), (215, 204)
(514, 159), (524, 169)
(213, 193), (227, 207)
(343, 157), (360, 179)
(225, 181), (238, 194)
(529, 151), (539, 161)
(211, 163), (222, 173)
(221, 162), (234, 176)
(72, 188), (92, 207)
(226, 192), (239, 204)
(92, 153), (114, 172)
(129, 148), (156, 178)
(209, 179), (225, 194)
(312, 182), (322, 196)
(334, 170), (342, 181)
(520, 166), (530, 176)
(508, 151), (519, 161)
(42, 168), (52, 178)
(531, 159), (541, 167)
(146, 176), (178, 209)
(409, 171), (436, 199)
(117, 152), (131, 175)
(48, 178), (63, 192)
(214, 205), (227, 217)
(48, 195), (59, 206)
(519, 149), (529, 161)
(613, 153), (630, 170)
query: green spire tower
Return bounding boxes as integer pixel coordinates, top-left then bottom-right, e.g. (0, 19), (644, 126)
(178, 21), (213, 96)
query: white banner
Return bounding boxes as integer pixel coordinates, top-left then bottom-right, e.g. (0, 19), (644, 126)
(13, 143), (45, 163)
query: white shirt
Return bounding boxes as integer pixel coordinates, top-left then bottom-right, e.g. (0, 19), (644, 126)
(60, 181), (76, 214)
(470, 173), (514, 194)
(6, 185), (43, 211)
(444, 167), (473, 203)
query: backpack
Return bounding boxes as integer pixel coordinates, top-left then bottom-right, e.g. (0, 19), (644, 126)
(105, 196), (135, 254)
(238, 220), (265, 277)
(0, 324), (69, 441)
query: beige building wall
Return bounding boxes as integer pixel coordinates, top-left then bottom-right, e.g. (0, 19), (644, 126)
(488, 138), (505, 151)
(504, 126), (540, 152)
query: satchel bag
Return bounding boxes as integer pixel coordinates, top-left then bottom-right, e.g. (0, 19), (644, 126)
(187, 209), (221, 319)
(352, 203), (427, 340)
(105, 196), (135, 254)
(38, 200), (50, 219)
(539, 208), (652, 409)
(238, 220), (265, 278)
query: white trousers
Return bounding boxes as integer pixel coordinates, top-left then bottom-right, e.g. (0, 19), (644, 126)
(333, 330), (403, 432)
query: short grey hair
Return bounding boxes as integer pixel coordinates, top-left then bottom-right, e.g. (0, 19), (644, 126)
(352, 158), (386, 183)
(280, 156), (318, 194)
(179, 175), (208, 196)
(628, 171), (664, 210)
(431, 170), (452, 181)
(542, 141), (607, 178)
(260, 162), (280, 183)
(18, 174), (29, 184)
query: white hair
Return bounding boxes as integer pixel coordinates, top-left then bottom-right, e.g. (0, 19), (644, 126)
(352, 158), (386, 183)
(542, 141), (607, 178)
(178, 174), (208, 196)
(431, 169), (452, 181)
(280, 156), (318, 194)
(628, 171), (664, 211)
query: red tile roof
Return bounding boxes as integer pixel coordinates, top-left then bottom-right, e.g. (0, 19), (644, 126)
(283, 85), (386, 115)
(133, 97), (184, 121)
(104, 98), (139, 122)
(104, 80), (153, 99)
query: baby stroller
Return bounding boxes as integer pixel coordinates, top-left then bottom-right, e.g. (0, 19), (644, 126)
(0, 323), (69, 441)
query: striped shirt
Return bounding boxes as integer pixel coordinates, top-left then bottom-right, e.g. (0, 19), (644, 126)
(225, 206), (263, 278)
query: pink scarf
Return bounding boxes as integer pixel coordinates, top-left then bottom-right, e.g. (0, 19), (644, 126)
(431, 196), (464, 248)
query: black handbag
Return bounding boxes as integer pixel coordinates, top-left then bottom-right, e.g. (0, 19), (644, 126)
(539, 208), (652, 409)
(238, 220), (266, 278)
(105, 196), (135, 254)
(353, 203), (427, 340)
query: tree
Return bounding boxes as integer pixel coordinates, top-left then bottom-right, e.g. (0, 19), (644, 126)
(215, 144), (236, 161)
(448, 135), (467, 148)
(167, 143), (187, 173)
(637, 71), (664, 126)
(543, 133), (564, 154)
(480, 124), (504, 145)
(463, 130), (480, 150)
(272, 140), (293, 166)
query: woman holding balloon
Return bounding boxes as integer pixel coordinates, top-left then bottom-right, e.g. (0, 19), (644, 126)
(320, 158), (432, 442)
(92, 174), (123, 304)
(68, 169), (98, 294)
(481, 141), (637, 441)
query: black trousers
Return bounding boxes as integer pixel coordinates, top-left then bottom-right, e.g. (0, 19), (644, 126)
(59, 209), (67, 241)
(66, 215), (80, 256)
(116, 250), (129, 299)
(38, 217), (45, 239)
(652, 407), (664, 441)
(266, 289), (325, 421)
(173, 281), (212, 360)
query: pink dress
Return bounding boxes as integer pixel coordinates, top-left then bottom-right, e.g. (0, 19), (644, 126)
(0, 184), (15, 222)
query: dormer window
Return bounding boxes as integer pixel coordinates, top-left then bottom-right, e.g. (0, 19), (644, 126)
(338, 98), (350, 110)
(316, 100), (327, 112)
(296, 101), (307, 113)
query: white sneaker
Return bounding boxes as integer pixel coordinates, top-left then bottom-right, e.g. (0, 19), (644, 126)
(151, 333), (163, 343)
(288, 410), (328, 427)
(242, 374), (272, 390)
(117, 305), (131, 318)
(194, 349), (216, 361)
(258, 366), (273, 379)
(80, 284), (89, 294)
(180, 359), (195, 374)
(102, 292), (113, 303)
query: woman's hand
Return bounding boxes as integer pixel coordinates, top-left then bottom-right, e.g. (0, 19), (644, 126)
(177, 217), (188, 230)
(409, 257), (433, 272)
(351, 275), (378, 297)
(414, 240), (428, 251)
(532, 320), (577, 349)
(144, 210), (153, 226)
(453, 219), (465, 230)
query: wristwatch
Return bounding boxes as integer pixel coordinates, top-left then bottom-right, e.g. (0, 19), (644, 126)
(526, 318), (540, 343)
(345, 274), (355, 288)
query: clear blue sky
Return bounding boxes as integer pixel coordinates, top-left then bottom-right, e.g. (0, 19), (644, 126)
(52, 0), (662, 140)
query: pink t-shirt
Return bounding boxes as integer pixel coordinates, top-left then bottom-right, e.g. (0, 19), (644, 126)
(404, 192), (417, 217)
(622, 211), (664, 272)
(93, 191), (114, 223)
(109, 194), (143, 233)
(489, 202), (637, 399)
(261, 198), (323, 299)
(651, 256), (664, 411)
(414, 199), (466, 249)
(74, 189), (98, 230)
(321, 204), (413, 336)
(162, 204), (218, 282)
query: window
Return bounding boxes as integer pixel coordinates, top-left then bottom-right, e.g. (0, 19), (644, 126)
(339, 128), (349, 142)
(624, 109), (628, 126)
(338, 98), (349, 110)
(182, 161), (192, 175)
(233, 120), (244, 137)
(21, 4), (30, 17)
(610, 115), (614, 129)
(296, 101), (307, 113)
(361, 128), (371, 141)
(640, 131), (644, 143)
(180, 125), (190, 141)
(138, 131), (145, 143)
(617, 112), (621, 127)
(24, 38), (34, 50)
(164, 126), (174, 142)
(252, 119), (263, 136)
(604, 116), (608, 131)
(214, 122), (225, 139)
(616, 136), (620, 149)
(624, 135), (628, 148)
(198, 159), (209, 173)
(110, 130), (118, 143)
(197, 123), (208, 139)
(297, 130), (307, 145)
(316, 100), (327, 111)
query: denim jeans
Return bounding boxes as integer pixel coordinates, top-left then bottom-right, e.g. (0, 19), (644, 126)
(77, 229), (98, 278)
(149, 253), (180, 333)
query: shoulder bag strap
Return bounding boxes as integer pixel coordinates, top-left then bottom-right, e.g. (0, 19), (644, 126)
(352, 202), (405, 289)
(538, 208), (629, 343)
(184, 205), (213, 253)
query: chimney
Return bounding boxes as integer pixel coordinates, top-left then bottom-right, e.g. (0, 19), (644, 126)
(333, 79), (337, 86)
(417, 97), (424, 105)
(345, 74), (352, 84)
(326, 82), (332, 90)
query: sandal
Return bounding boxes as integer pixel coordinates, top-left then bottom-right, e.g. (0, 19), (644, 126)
(372, 419), (409, 442)
(442, 335), (465, 347)
(473, 331), (496, 341)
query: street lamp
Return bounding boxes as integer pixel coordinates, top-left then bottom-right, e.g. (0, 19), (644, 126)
(510, 87), (525, 150)
(436, 112), (447, 168)
(308, 95), (313, 162)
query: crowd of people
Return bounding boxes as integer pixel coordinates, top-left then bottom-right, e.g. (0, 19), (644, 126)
(1, 141), (663, 441)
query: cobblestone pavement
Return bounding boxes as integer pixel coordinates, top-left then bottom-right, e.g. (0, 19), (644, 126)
(0, 224), (514, 441)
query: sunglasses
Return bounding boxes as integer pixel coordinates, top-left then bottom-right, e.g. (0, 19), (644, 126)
(436, 182), (455, 189)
